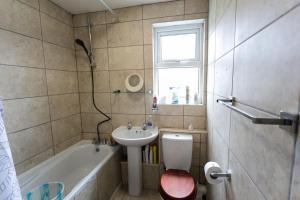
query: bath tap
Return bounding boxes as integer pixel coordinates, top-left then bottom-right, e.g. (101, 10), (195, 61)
(92, 138), (100, 152)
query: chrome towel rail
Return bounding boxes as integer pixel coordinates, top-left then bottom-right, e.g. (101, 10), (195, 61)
(216, 97), (299, 134)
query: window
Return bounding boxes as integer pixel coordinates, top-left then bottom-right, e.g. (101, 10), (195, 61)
(153, 20), (204, 105)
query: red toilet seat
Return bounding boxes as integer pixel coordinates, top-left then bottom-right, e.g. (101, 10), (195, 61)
(160, 169), (197, 200)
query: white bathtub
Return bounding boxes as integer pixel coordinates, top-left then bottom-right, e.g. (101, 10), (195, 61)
(18, 140), (120, 200)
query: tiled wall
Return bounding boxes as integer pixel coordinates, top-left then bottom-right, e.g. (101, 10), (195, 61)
(0, 0), (81, 174)
(73, 0), (209, 139)
(207, 0), (300, 199)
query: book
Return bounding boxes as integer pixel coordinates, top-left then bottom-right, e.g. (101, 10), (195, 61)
(153, 145), (157, 164)
(150, 146), (153, 164)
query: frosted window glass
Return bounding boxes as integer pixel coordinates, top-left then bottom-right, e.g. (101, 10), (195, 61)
(158, 68), (198, 104)
(161, 33), (196, 61)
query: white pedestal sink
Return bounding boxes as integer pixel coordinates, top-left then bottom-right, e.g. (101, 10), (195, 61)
(112, 126), (158, 196)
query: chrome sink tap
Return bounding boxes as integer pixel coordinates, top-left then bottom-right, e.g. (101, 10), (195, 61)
(142, 123), (147, 130)
(127, 121), (132, 130)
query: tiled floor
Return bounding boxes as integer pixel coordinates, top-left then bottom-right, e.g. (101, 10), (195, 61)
(111, 186), (161, 200)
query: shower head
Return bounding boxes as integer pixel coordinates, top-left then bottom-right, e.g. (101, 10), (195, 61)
(75, 39), (89, 56)
(75, 39), (92, 63)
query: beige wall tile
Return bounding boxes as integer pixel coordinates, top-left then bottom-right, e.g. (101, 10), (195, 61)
(76, 48), (108, 71)
(233, 6), (300, 114)
(81, 113), (112, 133)
(46, 70), (78, 95)
(208, 0), (216, 36)
(144, 69), (153, 93)
(51, 114), (81, 145)
(80, 92), (111, 114)
(215, 0), (236, 59)
(215, 0), (232, 24)
(44, 42), (76, 71)
(8, 123), (52, 164)
(49, 93), (80, 120)
(153, 115), (183, 129)
(0, 65), (47, 99)
(0, 0), (83, 174)
(41, 13), (74, 48)
(111, 93), (145, 114)
(54, 135), (81, 153)
(39, 0), (72, 26)
(3, 97), (50, 133)
(208, 32), (215, 65)
(184, 116), (206, 129)
(106, 6), (142, 23)
(146, 99), (183, 115)
(183, 105), (206, 116)
(213, 95), (230, 144)
(73, 11), (106, 27)
(91, 25), (107, 48)
(214, 51), (233, 98)
(15, 149), (53, 175)
(0, 29), (44, 68)
(78, 71), (110, 92)
(144, 45), (153, 68)
(192, 134), (201, 143)
(200, 133), (207, 144)
(74, 26), (107, 49)
(192, 142), (200, 159)
(0, 0), (41, 39)
(108, 46), (144, 70)
(191, 165), (200, 182)
(227, 153), (265, 200)
(74, 27), (90, 50)
(291, 134), (300, 200)
(109, 69), (145, 92)
(207, 0), (300, 199)
(206, 94), (214, 162)
(235, 0), (300, 45)
(184, 13), (208, 20)
(82, 132), (98, 140)
(185, 0), (209, 14)
(73, 13), (88, 27)
(212, 129), (228, 173)
(143, 1), (184, 19)
(230, 107), (295, 200)
(143, 16), (184, 44)
(207, 64), (214, 93)
(112, 114), (145, 129)
(107, 21), (143, 47)
(90, 11), (106, 25)
(18, 0), (39, 9)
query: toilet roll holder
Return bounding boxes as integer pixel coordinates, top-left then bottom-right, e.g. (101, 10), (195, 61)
(210, 170), (231, 180)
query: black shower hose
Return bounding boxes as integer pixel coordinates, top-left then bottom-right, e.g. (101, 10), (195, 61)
(89, 64), (111, 143)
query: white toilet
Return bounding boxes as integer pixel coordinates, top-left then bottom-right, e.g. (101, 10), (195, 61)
(159, 133), (197, 200)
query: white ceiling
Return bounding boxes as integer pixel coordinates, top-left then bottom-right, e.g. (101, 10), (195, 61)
(51, 0), (173, 14)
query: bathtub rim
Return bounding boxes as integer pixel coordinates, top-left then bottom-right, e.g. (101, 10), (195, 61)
(18, 140), (120, 200)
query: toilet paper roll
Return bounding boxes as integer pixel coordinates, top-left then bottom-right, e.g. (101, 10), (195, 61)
(204, 161), (223, 185)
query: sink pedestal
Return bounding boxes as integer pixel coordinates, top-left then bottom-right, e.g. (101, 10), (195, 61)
(112, 126), (158, 196)
(127, 146), (142, 196)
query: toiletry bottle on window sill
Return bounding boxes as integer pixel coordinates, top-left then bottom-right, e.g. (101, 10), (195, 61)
(186, 86), (190, 104)
(170, 87), (179, 104)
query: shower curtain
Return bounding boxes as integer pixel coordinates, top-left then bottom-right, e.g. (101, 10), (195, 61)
(0, 99), (22, 199)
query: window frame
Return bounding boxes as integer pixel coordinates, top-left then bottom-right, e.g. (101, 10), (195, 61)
(152, 19), (205, 105)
